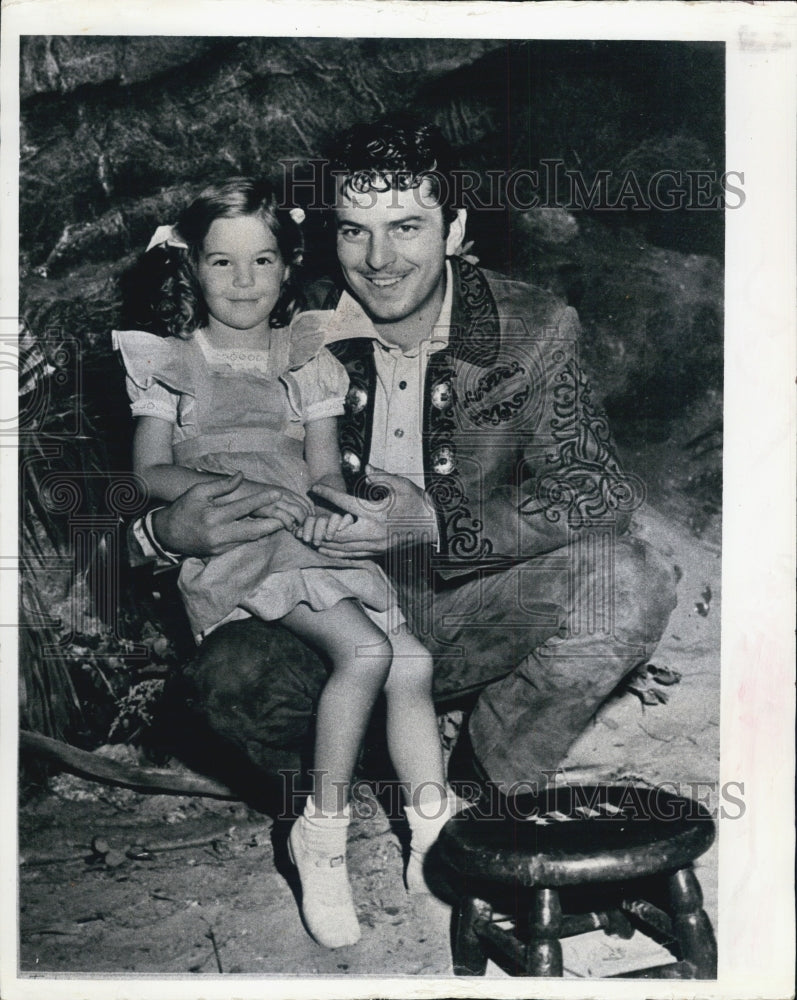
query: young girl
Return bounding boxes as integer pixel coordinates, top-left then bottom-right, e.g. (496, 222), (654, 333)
(113, 178), (450, 949)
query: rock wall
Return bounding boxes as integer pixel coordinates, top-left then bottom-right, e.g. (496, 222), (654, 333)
(20, 37), (724, 429)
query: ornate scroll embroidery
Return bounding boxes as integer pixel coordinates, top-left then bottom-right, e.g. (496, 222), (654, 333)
(535, 355), (645, 526)
(462, 359), (532, 427)
(449, 257), (501, 366)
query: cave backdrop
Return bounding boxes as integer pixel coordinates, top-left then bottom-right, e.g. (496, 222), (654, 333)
(17, 37), (724, 754)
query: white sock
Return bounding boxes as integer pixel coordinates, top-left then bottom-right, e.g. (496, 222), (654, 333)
(403, 790), (453, 894)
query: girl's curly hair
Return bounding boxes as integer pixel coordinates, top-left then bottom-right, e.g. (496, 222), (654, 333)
(120, 177), (304, 339)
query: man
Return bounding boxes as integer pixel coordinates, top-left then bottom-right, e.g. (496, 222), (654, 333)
(131, 118), (676, 801)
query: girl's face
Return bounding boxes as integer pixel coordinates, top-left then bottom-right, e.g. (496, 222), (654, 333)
(196, 214), (286, 337)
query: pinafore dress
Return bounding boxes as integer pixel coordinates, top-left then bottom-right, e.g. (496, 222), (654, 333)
(113, 324), (399, 641)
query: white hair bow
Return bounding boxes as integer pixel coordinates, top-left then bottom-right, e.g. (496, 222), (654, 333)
(146, 224), (188, 253)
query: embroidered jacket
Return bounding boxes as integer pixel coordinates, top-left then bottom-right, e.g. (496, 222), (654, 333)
(307, 257), (642, 580)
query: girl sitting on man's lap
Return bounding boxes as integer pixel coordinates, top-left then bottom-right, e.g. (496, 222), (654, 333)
(114, 177), (450, 949)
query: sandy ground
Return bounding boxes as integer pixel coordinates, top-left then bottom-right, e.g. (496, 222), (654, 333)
(17, 503), (720, 983)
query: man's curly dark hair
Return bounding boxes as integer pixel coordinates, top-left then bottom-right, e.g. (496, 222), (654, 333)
(325, 116), (461, 234)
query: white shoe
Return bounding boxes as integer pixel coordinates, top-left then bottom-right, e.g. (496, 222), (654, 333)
(287, 802), (361, 949)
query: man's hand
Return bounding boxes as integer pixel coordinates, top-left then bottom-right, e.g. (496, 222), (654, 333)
(151, 473), (312, 557)
(310, 465), (438, 559)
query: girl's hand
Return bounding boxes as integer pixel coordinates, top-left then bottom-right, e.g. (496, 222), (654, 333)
(234, 479), (312, 526)
(297, 513), (329, 548)
(323, 512), (355, 539)
(294, 511), (355, 548)
(251, 499), (307, 528)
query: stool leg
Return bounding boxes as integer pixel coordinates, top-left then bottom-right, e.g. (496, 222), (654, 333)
(452, 896), (490, 976)
(668, 867), (717, 978)
(527, 888), (564, 976)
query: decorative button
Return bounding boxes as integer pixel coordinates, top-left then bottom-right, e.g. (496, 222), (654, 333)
(341, 449), (362, 473)
(431, 380), (453, 410)
(399, 380), (407, 390)
(432, 445), (456, 475)
(393, 428), (404, 438)
(345, 386), (368, 414)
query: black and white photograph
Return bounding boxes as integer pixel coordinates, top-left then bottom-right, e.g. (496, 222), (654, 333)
(1, 3), (794, 998)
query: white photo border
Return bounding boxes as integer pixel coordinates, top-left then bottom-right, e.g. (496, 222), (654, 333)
(1, 3), (795, 999)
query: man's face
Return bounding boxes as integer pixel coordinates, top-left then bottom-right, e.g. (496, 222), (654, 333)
(334, 177), (465, 330)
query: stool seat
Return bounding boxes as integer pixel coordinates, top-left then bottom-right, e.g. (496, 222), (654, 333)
(439, 784), (715, 887)
(438, 784), (717, 979)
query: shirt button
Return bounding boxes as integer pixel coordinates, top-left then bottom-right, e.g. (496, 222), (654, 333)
(398, 380), (407, 390)
(394, 428), (404, 438)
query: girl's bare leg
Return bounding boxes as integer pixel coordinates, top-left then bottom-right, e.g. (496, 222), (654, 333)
(282, 599), (392, 813)
(383, 624), (450, 892)
(281, 599), (392, 947)
(383, 623), (444, 805)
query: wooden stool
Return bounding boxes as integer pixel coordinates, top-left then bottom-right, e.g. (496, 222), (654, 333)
(438, 784), (717, 979)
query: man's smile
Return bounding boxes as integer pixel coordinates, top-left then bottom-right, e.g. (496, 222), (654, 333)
(359, 272), (412, 289)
